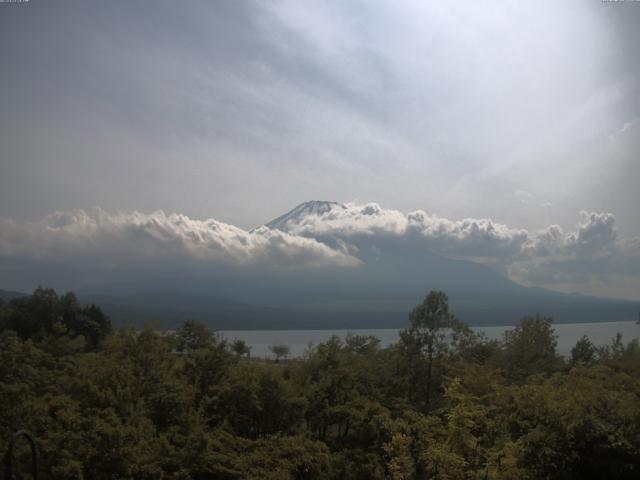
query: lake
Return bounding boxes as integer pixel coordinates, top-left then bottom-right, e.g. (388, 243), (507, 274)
(220, 321), (640, 358)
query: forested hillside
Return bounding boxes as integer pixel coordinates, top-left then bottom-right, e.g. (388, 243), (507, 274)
(2, 288), (640, 479)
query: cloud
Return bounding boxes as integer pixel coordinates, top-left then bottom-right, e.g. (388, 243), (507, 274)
(410, 212), (531, 260)
(284, 202), (409, 238)
(0, 208), (360, 272)
(0, 203), (638, 299)
(271, 201), (640, 297)
(508, 211), (640, 294)
(279, 202), (530, 260)
(518, 211), (617, 259)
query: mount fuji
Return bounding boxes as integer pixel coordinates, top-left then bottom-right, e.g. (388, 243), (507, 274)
(265, 200), (346, 231)
(63, 200), (640, 329)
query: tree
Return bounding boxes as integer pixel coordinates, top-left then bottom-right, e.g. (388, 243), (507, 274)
(399, 291), (467, 409)
(60, 292), (112, 349)
(269, 343), (290, 362)
(501, 315), (562, 382)
(0, 299), (7, 331)
(215, 362), (303, 437)
(384, 433), (415, 480)
(231, 338), (251, 358)
(174, 319), (215, 352)
(345, 333), (381, 355)
(571, 335), (597, 365)
(1, 287), (111, 350)
(5, 286), (60, 340)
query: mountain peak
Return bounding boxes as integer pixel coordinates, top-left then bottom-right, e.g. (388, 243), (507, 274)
(266, 200), (345, 231)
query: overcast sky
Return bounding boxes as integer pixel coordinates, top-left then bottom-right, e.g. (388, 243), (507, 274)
(1, 1), (639, 299)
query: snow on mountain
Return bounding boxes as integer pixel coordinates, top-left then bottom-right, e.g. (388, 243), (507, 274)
(265, 200), (346, 232)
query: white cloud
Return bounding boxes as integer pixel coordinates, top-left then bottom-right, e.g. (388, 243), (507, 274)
(508, 211), (640, 295)
(279, 202), (530, 260)
(270, 201), (640, 297)
(284, 202), (408, 238)
(1, 203), (638, 299)
(0, 208), (360, 270)
(412, 212), (531, 260)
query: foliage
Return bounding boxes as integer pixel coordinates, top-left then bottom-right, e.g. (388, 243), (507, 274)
(500, 315), (562, 382)
(230, 338), (251, 357)
(1, 288), (640, 479)
(174, 319), (216, 352)
(571, 335), (598, 365)
(398, 291), (476, 410)
(1, 287), (111, 350)
(269, 343), (291, 362)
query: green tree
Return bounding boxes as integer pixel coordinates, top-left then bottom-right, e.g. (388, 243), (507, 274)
(1, 287), (111, 350)
(231, 338), (252, 358)
(269, 343), (290, 362)
(571, 335), (597, 365)
(0, 298), (8, 331)
(215, 362), (304, 438)
(174, 319), (215, 352)
(5, 286), (60, 340)
(399, 291), (468, 409)
(60, 292), (112, 349)
(345, 333), (381, 355)
(384, 433), (415, 480)
(183, 338), (237, 415)
(4, 287), (640, 479)
(501, 315), (562, 382)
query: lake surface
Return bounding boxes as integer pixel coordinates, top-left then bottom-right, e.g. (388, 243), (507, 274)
(220, 321), (640, 358)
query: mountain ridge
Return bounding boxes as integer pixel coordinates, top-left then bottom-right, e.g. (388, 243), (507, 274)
(264, 200), (345, 231)
(2, 200), (638, 329)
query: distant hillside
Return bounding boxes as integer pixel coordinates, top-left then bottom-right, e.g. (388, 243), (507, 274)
(0, 289), (28, 302)
(77, 289), (640, 331)
(3, 285), (637, 330)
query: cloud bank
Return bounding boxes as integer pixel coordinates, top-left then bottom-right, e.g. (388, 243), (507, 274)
(0, 204), (638, 299)
(272, 202), (640, 299)
(0, 208), (360, 272)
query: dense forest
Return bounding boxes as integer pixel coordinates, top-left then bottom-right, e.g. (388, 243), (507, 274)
(2, 287), (640, 479)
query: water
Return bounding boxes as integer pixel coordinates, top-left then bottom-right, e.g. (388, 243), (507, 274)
(220, 321), (640, 359)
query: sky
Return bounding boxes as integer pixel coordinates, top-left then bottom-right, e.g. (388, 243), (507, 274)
(0, 0), (639, 299)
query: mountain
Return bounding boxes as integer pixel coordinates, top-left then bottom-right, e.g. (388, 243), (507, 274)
(2, 201), (638, 330)
(74, 288), (639, 331)
(72, 201), (639, 329)
(0, 289), (28, 302)
(76, 291), (412, 330)
(257, 200), (639, 326)
(77, 292), (293, 329)
(3, 284), (637, 330)
(265, 200), (345, 231)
